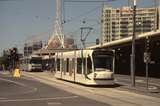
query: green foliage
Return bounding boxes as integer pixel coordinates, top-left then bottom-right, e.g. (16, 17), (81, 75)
(0, 55), (9, 69)
(0, 47), (19, 69)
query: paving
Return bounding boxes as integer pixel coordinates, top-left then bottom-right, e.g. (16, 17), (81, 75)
(115, 74), (160, 98)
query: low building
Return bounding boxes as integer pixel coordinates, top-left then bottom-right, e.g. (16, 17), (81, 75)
(24, 41), (43, 56)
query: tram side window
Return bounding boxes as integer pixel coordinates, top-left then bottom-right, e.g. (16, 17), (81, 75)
(57, 59), (60, 71)
(71, 58), (75, 71)
(87, 57), (92, 74)
(77, 58), (82, 74)
(66, 58), (69, 72)
(60, 59), (66, 75)
(82, 58), (86, 74)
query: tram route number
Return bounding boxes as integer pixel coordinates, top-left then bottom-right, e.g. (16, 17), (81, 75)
(144, 52), (151, 63)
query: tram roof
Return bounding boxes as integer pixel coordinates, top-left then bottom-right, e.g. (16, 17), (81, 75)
(33, 48), (74, 55)
(88, 30), (160, 49)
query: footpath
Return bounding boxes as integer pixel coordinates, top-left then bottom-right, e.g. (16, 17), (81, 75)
(19, 71), (160, 106)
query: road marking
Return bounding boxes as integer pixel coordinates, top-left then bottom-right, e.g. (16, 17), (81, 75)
(0, 98), (7, 100)
(0, 78), (37, 94)
(148, 86), (158, 90)
(0, 72), (9, 75)
(136, 80), (144, 83)
(47, 102), (62, 105)
(0, 96), (78, 102)
(0, 78), (26, 87)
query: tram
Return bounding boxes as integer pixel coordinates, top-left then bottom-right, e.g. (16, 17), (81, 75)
(20, 55), (42, 72)
(54, 49), (115, 85)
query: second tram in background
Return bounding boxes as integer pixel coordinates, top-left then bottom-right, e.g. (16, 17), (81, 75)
(54, 49), (115, 85)
(20, 55), (42, 72)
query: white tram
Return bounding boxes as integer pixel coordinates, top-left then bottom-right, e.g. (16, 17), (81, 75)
(20, 55), (42, 72)
(54, 49), (115, 85)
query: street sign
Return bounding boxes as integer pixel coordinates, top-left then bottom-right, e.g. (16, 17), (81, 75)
(144, 52), (151, 63)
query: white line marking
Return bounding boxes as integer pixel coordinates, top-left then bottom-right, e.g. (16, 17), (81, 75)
(0, 98), (7, 100)
(0, 78), (37, 94)
(0, 78), (26, 87)
(48, 102), (62, 105)
(148, 86), (158, 90)
(136, 80), (144, 83)
(0, 96), (78, 102)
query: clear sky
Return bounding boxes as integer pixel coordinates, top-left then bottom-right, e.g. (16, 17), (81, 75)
(0, 0), (156, 54)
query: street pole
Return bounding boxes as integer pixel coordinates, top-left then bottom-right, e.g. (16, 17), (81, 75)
(131, 0), (136, 87)
(100, 2), (104, 46)
(145, 37), (150, 90)
(146, 61), (149, 89)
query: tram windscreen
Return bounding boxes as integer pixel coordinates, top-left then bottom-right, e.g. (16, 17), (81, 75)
(93, 54), (113, 71)
(30, 57), (42, 64)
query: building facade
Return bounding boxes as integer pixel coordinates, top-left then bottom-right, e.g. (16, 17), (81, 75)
(102, 6), (159, 43)
(24, 41), (43, 56)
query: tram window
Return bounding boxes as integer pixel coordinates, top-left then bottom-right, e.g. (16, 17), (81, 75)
(69, 59), (73, 76)
(71, 59), (75, 71)
(93, 56), (112, 71)
(62, 59), (66, 75)
(66, 58), (69, 72)
(57, 59), (60, 71)
(82, 58), (86, 74)
(87, 57), (92, 74)
(77, 58), (82, 74)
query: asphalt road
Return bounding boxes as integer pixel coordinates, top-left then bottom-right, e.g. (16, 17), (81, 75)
(0, 73), (110, 106)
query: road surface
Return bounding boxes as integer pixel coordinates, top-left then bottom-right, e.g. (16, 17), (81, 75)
(0, 72), (109, 106)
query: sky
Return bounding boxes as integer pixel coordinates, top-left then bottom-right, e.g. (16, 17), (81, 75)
(0, 0), (156, 54)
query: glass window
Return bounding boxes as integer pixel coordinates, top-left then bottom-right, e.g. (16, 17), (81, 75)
(61, 59), (65, 74)
(87, 56), (92, 74)
(30, 57), (42, 64)
(93, 55), (113, 71)
(71, 58), (75, 71)
(66, 58), (69, 72)
(57, 59), (60, 71)
(77, 58), (82, 74)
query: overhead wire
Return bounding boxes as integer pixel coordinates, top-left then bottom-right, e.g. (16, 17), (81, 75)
(63, 5), (101, 24)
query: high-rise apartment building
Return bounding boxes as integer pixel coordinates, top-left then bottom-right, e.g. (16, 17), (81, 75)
(102, 6), (159, 43)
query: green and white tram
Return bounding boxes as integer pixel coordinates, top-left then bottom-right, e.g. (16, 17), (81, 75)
(54, 49), (115, 85)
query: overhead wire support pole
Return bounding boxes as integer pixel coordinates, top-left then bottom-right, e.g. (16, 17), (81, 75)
(131, 0), (136, 87)
(101, 2), (104, 46)
(80, 27), (93, 48)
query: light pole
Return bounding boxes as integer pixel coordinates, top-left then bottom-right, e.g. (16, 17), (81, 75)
(131, 0), (136, 87)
